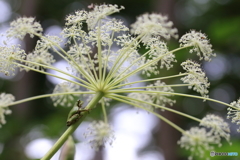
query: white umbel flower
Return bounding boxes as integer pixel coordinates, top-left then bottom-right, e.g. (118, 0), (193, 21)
(146, 80), (175, 107)
(179, 30), (216, 61)
(131, 13), (178, 42)
(128, 93), (154, 111)
(102, 19), (128, 32)
(0, 93), (15, 126)
(51, 82), (80, 107)
(181, 60), (210, 98)
(200, 114), (230, 142)
(0, 45), (26, 76)
(87, 4), (124, 29)
(35, 35), (62, 52)
(227, 99), (240, 132)
(25, 50), (55, 71)
(83, 121), (115, 150)
(115, 34), (139, 47)
(7, 17), (43, 40)
(142, 38), (175, 76)
(178, 127), (221, 160)
(65, 10), (88, 27)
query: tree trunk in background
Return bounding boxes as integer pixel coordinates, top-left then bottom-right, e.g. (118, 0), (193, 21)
(152, 0), (176, 20)
(152, 0), (182, 160)
(12, 0), (40, 121)
(156, 110), (182, 160)
(92, 146), (104, 160)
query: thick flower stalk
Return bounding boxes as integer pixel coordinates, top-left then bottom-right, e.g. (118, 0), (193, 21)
(0, 4), (238, 160)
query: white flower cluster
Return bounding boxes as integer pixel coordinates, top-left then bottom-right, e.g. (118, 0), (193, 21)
(0, 45), (26, 76)
(0, 93), (15, 127)
(179, 30), (216, 61)
(51, 82), (80, 107)
(181, 60), (210, 97)
(35, 35), (62, 52)
(200, 114), (230, 141)
(146, 80), (176, 107)
(87, 4), (124, 29)
(65, 10), (88, 27)
(131, 13), (178, 43)
(178, 127), (221, 160)
(114, 34), (138, 47)
(128, 93), (153, 111)
(25, 50), (55, 71)
(227, 99), (240, 132)
(83, 120), (115, 150)
(7, 17), (43, 40)
(179, 114), (230, 159)
(66, 44), (92, 73)
(141, 38), (176, 76)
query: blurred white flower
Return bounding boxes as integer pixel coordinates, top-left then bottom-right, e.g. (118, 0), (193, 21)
(7, 17), (42, 39)
(200, 114), (230, 141)
(0, 93), (15, 126)
(227, 99), (240, 132)
(84, 121), (115, 150)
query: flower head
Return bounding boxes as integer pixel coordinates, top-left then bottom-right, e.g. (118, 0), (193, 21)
(87, 4), (124, 29)
(181, 60), (210, 98)
(128, 93), (154, 111)
(227, 99), (240, 132)
(131, 13), (178, 42)
(51, 82), (80, 107)
(65, 10), (88, 27)
(178, 127), (221, 160)
(83, 121), (115, 150)
(62, 25), (87, 44)
(146, 80), (175, 107)
(200, 114), (230, 141)
(7, 17), (43, 39)
(0, 93), (15, 127)
(35, 35), (63, 52)
(0, 45), (26, 76)
(179, 30), (216, 61)
(24, 50), (55, 71)
(142, 38), (175, 76)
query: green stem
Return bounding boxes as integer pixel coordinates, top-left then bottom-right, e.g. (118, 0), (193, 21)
(105, 48), (151, 88)
(102, 31), (115, 83)
(40, 92), (104, 160)
(16, 63), (95, 90)
(73, 38), (97, 86)
(18, 59), (93, 87)
(101, 100), (108, 123)
(109, 73), (188, 89)
(97, 22), (102, 83)
(36, 33), (95, 85)
(108, 93), (201, 123)
(13, 62), (95, 90)
(120, 84), (191, 90)
(107, 94), (185, 134)
(108, 46), (189, 88)
(9, 91), (94, 107)
(104, 34), (143, 84)
(109, 89), (236, 109)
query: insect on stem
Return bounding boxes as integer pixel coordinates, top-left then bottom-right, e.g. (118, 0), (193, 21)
(66, 100), (91, 126)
